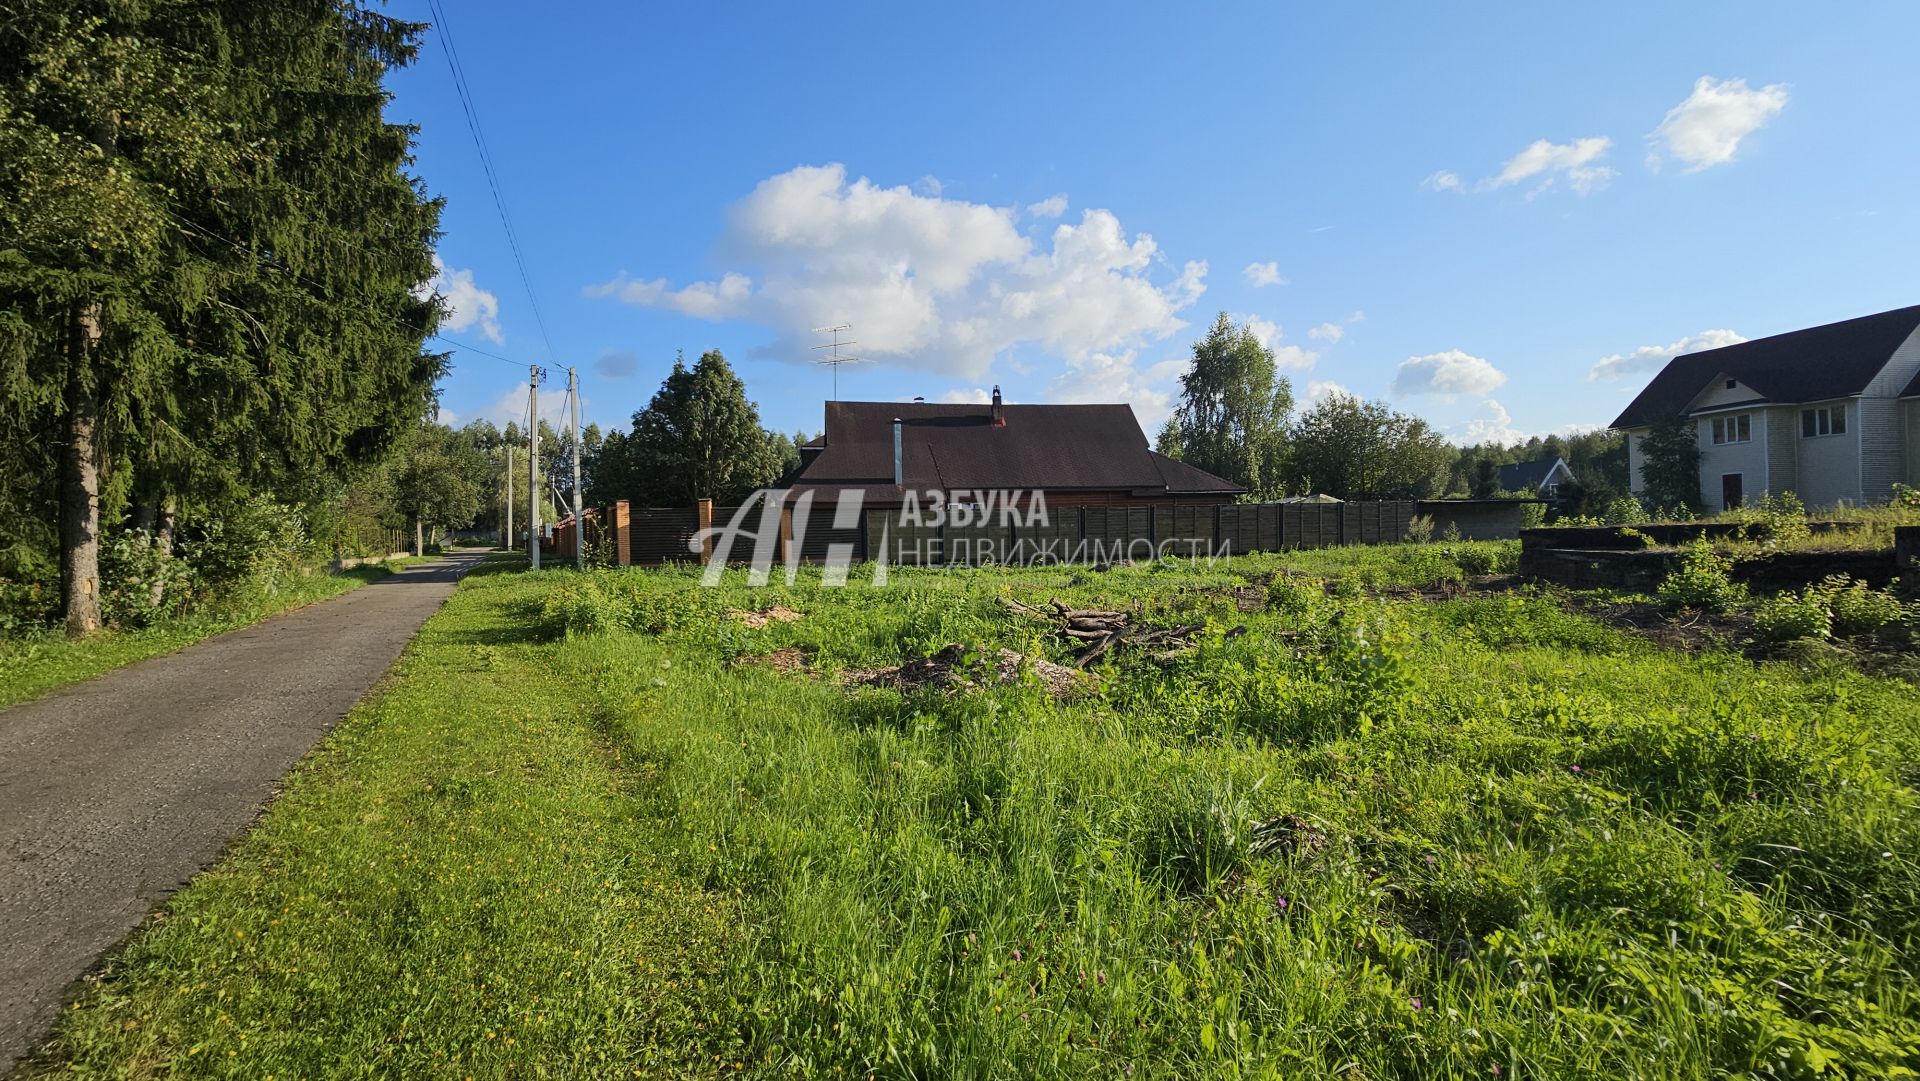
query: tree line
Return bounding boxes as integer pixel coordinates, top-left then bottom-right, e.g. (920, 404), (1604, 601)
(2, 2), (449, 635)
(1155, 314), (1629, 506)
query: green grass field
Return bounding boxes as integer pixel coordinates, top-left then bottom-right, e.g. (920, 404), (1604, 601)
(0, 557), (430, 711)
(25, 543), (1920, 1079)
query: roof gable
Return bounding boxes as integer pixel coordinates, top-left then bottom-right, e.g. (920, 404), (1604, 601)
(1610, 305), (1920, 429)
(1498, 456), (1571, 491)
(790, 401), (1244, 494)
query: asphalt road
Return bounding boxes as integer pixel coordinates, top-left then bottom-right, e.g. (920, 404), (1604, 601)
(0, 552), (485, 1072)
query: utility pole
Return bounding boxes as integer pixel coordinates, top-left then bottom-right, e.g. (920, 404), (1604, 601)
(527, 366), (541, 570)
(504, 444), (514, 550)
(568, 367), (584, 570)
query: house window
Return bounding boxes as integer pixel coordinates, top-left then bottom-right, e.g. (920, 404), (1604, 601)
(1710, 414), (1751, 445)
(1724, 378), (1738, 389)
(1800, 405), (1846, 437)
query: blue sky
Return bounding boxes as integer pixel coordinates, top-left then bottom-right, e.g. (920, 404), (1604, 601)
(392, 1), (1919, 444)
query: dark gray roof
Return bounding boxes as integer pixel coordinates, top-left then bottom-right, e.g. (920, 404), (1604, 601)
(788, 401), (1244, 496)
(1499, 457), (1570, 491)
(1610, 304), (1920, 429)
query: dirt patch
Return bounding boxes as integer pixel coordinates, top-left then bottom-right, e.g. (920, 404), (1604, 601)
(998, 597), (1226, 667)
(734, 646), (813, 674)
(1377, 574), (1525, 602)
(730, 605), (804, 629)
(1564, 594), (1754, 654)
(843, 643), (1091, 699)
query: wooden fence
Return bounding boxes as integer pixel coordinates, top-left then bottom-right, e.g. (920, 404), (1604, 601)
(552, 496), (1422, 567)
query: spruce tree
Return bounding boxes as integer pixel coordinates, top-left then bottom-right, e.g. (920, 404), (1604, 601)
(0, 1), (442, 634)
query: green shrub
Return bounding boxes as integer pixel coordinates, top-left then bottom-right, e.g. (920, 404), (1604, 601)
(1755, 590), (1832, 643)
(180, 497), (313, 605)
(99, 529), (193, 629)
(1817, 575), (1906, 636)
(1602, 497), (1649, 526)
(0, 577), (54, 635)
(1403, 515), (1434, 543)
(1519, 502), (1547, 529)
(539, 576), (620, 636)
(1455, 545), (1496, 576)
(1656, 539), (1747, 612)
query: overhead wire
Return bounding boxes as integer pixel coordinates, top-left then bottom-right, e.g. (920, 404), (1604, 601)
(424, 0), (559, 362)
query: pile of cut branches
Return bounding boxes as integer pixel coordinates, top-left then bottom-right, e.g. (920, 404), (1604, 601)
(998, 596), (1222, 667)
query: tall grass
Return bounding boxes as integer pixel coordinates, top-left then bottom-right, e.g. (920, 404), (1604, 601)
(31, 545), (1920, 1079)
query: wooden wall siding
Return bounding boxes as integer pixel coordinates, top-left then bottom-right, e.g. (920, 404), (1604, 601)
(610, 499), (1423, 565)
(624, 506), (698, 564)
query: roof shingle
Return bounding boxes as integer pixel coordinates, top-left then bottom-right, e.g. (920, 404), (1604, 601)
(789, 401), (1243, 496)
(1610, 305), (1920, 429)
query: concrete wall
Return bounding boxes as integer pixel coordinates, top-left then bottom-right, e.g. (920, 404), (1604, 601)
(1418, 500), (1538, 540)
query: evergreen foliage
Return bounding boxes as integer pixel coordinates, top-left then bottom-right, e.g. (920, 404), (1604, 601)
(1638, 413), (1703, 513)
(587, 350), (785, 506)
(0, 1), (443, 634)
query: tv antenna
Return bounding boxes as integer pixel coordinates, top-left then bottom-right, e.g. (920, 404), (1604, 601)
(810, 323), (866, 400)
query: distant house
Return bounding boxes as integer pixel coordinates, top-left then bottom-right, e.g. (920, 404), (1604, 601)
(1611, 304), (1920, 510)
(787, 388), (1244, 508)
(1498, 456), (1574, 498)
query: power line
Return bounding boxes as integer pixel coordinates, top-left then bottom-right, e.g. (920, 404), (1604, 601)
(425, 0), (558, 362)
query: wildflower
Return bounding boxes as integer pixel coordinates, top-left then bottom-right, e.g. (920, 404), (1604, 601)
(1410, 997), (1422, 1010)
(1424, 854), (1436, 866)
(1569, 764), (1582, 775)
(1011, 949), (1022, 962)
(1275, 897), (1289, 910)
(1096, 970), (1108, 984)
(1491, 1068), (1502, 1077)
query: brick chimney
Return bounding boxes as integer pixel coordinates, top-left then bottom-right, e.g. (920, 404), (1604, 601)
(991, 385), (1005, 428)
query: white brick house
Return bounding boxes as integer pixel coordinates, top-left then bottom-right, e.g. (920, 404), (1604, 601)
(1612, 305), (1920, 510)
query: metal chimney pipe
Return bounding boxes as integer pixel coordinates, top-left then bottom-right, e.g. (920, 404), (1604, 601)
(892, 418), (903, 486)
(991, 385), (1005, 428)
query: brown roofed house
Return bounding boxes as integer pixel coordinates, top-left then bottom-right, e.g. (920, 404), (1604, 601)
(786, 387), (1244, 507)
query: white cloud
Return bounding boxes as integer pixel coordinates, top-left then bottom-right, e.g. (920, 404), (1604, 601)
(1302, 380), (1351, 405)
(1045, 351), (1186, 431)
(435, 405), (460, 427)
(1347, 310), (1365, 323)
(1026, 194), (1068, 219)
(1486, 136), (1617, 196)
(486, 380), (583, 430)
(416, 254), (503, 344)
(1235, 315), (1316, 369)
(1390, 349), (1508, 398)
(1307, 322), (1343, 343)
(938, 388), (992, 404)
(1271, 345), (1317, 370)
(1647, 76), (1789, 173)
(1458, 399), (1526, 445)
(1242, 261), (1288, 288)
(1243, 316), (1281, 347)
(1421, 170), (1464, 193)
(587, 164), (1207, 381)
(1587, 328), (1746, 381)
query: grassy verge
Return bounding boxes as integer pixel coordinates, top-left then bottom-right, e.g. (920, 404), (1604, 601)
(27, 545), (1920, 1078)
(0, 557), (428, 710)
(23, 563), (739, 1078)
